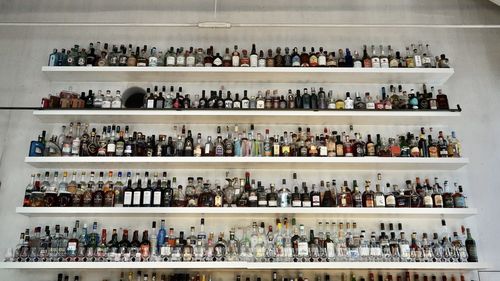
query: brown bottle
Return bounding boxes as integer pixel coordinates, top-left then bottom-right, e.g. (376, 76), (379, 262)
(266, 49), (274, 67)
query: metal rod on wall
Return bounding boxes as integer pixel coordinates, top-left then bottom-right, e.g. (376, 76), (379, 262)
(0, 22), (499, 29)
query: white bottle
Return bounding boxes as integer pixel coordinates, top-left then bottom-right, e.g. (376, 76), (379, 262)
(344, 93), (354, 109)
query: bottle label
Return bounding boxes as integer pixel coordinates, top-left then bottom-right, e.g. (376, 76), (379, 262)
(124, 145), (132, 155)
(62, 143), (72, 154)
(434, 195), (443, 206)
(133, 191), (141, 205)
(232, 56), (240, 66)
(186, 56), (195, 66)
(111, 100), (122, 108)
(371, 58), (380, 67)
(166, 57), (175, 66)
(302, 201), (311, 207)
(341, 197), (347, 206)
(454, 197), (465, 208)
(115, 142), (124, 156)
(67, 242), (78, 255)
(424, 196), (433, 207)
(149, 57), (158, 67)
(312, 195), (321, 206)
(242, 100), (250, 109)
(326, 242), (335, 258)
(375, 195), (385, 207)
(292, 200), (302, 207)
(107, 143), (116, 153)
(101, 101), (111, 108)
(147, 100), (155, 108)
(140, 245), (150, 259)
(215, 146), (224, 156)
(258, 200), (268, 206)
(336, 144), (344, 156)
(153, 191), (162, 205)
(214, 195), (222, 207)
(176, 56), (185, 66)
(213, 58), (222, 66)
(297, 242), (308, 256)
(414, 55), (422, 67)
(268, 200), (277, 207)
(380, 58), (389, 68)
(71, 140), (81, 155)
(292, 56), (300, 67)
(430, 147), (439, 158)
(309, 56), (318, 66)
(400, 245), (411, 258)
(248, 195), (258, 202)
(353, 61), (362, 68)
(250, 55), (258, 67)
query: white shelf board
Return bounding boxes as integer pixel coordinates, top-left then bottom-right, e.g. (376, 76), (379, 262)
(15, 207), (478, 219)
(33, 109), (461, 125)
(41, 66), (455, 84)
(0, 261), (487, 270)
(24, 157), (469, 170)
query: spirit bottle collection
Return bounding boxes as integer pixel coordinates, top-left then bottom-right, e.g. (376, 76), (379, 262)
(22, 170), (468, 209)
(40, 84), (452, 111)
(47, 42), (450, 68)
(50, 271), (472, 281)
(28, 123), (462, 159)
(7, 218), (478, 264)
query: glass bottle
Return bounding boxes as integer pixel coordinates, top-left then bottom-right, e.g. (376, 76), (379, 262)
(362, 181), (375, 207)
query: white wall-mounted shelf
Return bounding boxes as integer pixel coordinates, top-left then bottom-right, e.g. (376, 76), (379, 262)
(33, 109), (461, 126)
(15, 207), (478, 219)
(41, 66), (454, 84)
(24, 157), (469, 170)
(0, 261), (487, 270)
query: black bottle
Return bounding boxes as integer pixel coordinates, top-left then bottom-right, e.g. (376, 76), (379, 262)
(162, 180), (174, 207)
(199, 90), (208, 108)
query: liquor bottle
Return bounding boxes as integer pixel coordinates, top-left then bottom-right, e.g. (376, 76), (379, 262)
(123, 179), (134, 207)
(141, 179), (153, 207)
(362, 45), (372, 67)
(465, 228), (478, 262)
(321, 180), (337, 207)
(374, 177), (386, 208)
(436, 89), (449, 110)
(362, 181), (375, 207)
(351, 181), (363, 207)
(250, 44), (258, 67)
(278, 179), (291, 207)
(222, 48), (231, 67)
(290, 47), (300, 67)
(198, 182), (214, 207)
(371, 45), (380, 68)
(380, 45), (389, 68)
(300, 47), (309, 67)
(452, 184), (466, 208)
(230, 46), (243, 67)
(300, 182), (312, 208)
(297, 224), (309, 261)
(132, 179), (142, 207)
(338, 183), (353, 207)
(310, 184), (321, 207)
(266, 184), (278, 207)
(140, 230), (150, 261)
(353, 51), (362, 68)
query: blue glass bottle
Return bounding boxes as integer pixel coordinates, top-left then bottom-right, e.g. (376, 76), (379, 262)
(29, 135), (45, 157)
(345, 48), (354, 67)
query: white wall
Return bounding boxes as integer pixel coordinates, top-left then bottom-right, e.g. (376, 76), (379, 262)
(0, 1), (499, 280)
